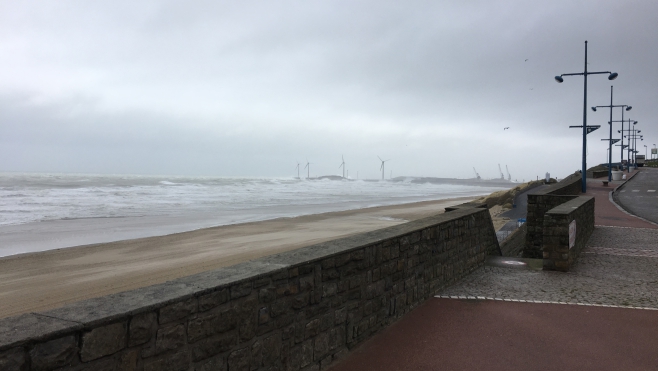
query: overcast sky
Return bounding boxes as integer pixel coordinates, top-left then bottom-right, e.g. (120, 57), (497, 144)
(1, 0), (656, 181)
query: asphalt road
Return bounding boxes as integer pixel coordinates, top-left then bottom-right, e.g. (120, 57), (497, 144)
(614, 167), (658, 224)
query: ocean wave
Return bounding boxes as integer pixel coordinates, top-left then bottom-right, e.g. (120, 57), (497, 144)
(0, 173), (507, 227)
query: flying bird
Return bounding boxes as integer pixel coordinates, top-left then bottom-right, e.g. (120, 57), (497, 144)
(524, 59), (529, 62)
(504, 127), (510, 130)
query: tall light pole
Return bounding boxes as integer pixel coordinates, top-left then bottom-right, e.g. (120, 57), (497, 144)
(617, 119), (638, 172)
(625, 126), (642, 168)
(555, 41), (618, 193)
(591, 86), (631, 181)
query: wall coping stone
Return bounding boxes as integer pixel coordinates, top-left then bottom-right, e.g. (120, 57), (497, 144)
(0, 206), (486, 352)
(0, 313), (82, 350)
(528, 173), (581, 196)
(545, 196), (594, 215)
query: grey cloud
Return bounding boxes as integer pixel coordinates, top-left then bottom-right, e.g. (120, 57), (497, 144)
(1, 0), (657, 180)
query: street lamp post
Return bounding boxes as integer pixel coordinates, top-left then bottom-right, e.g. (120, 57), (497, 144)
(633, 130), (644, 169)
(617, 119), (638, 172)
(591, 85), (631, 181)
(625, 125), (642, 168)
(555, 41), (618, 193)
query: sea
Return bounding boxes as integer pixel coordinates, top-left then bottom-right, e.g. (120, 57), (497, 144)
(0, 173), (508, 257)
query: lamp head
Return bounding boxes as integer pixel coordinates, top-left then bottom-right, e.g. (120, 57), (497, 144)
(608, 72), (619, 80)
(626, 106), (632, 111)
(591, 107), (597, 112)
(555, 76), (564, 83)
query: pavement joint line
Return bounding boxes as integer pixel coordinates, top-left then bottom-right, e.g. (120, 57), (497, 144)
(433, 296), (658, 310)
(594, 225), (657, 230)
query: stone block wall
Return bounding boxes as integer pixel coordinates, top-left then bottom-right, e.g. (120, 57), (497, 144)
(524, 195), (577, 258)
(523, 173), (582, 258)
(542, 196), (595, 271)
(586, 170), (609, 179)
(0, 205), (498, 371)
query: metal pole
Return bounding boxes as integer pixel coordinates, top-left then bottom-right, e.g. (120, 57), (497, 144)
(582, 41), (588, 193)
(608, 86), (613, 181)
(620, 118), (624, 165)
(632, 127), (635, 166)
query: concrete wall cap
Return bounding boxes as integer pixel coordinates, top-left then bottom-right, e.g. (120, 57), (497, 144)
(0, 313), (82, 350)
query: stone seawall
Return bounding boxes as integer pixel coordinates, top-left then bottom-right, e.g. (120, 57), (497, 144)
(524, 174), (582, 258)
(542, 196), (595, 271)
(0, 205), (499, 371)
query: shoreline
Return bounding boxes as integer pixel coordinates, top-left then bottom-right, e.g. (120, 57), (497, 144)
(0, 196), (484, 319)
(0, 192), (505, 259)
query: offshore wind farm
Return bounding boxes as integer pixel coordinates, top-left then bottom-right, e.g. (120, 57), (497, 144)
(296, 155), (517, 187)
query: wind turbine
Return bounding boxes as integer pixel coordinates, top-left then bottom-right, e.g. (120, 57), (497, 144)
(304, 158), (311, 179)
(339, 155), (346, 178)
(378, 156), (390, 180)
(295, 161), (301, 179)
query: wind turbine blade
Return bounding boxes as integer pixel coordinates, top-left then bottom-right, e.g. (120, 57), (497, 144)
(380, 164), (383, 170)
(377, 155), (383, 162)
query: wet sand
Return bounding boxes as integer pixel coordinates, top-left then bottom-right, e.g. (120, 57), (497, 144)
(0, 196), (504, 319)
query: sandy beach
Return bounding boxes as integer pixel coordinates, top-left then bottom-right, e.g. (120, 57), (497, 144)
(0, 196), (503, 319)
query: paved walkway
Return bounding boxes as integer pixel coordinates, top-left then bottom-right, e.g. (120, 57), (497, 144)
(329, 169), (658, 371)
(330, 299), (658, 371)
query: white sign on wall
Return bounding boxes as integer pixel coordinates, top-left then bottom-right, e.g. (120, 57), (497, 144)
(569, 220), (577, 249)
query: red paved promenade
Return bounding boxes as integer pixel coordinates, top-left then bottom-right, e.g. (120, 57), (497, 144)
(330, 299), (658, 371)
(329, 169), (658, 371)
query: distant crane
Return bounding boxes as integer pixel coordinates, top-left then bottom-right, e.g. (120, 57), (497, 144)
(378, 156), (390, 180)
(339, 155), (346, 178)
(472, 167), (481, 180)
(506, 165), (511, 181)
(498, 164), (504, 180)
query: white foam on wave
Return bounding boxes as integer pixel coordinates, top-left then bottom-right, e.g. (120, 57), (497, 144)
(0, 173), (509, 256)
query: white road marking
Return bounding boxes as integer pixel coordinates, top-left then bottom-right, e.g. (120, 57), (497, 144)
(433, 295), (658, 310)
(648, 190), (656, 192)
(632, 190), (640, 192)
